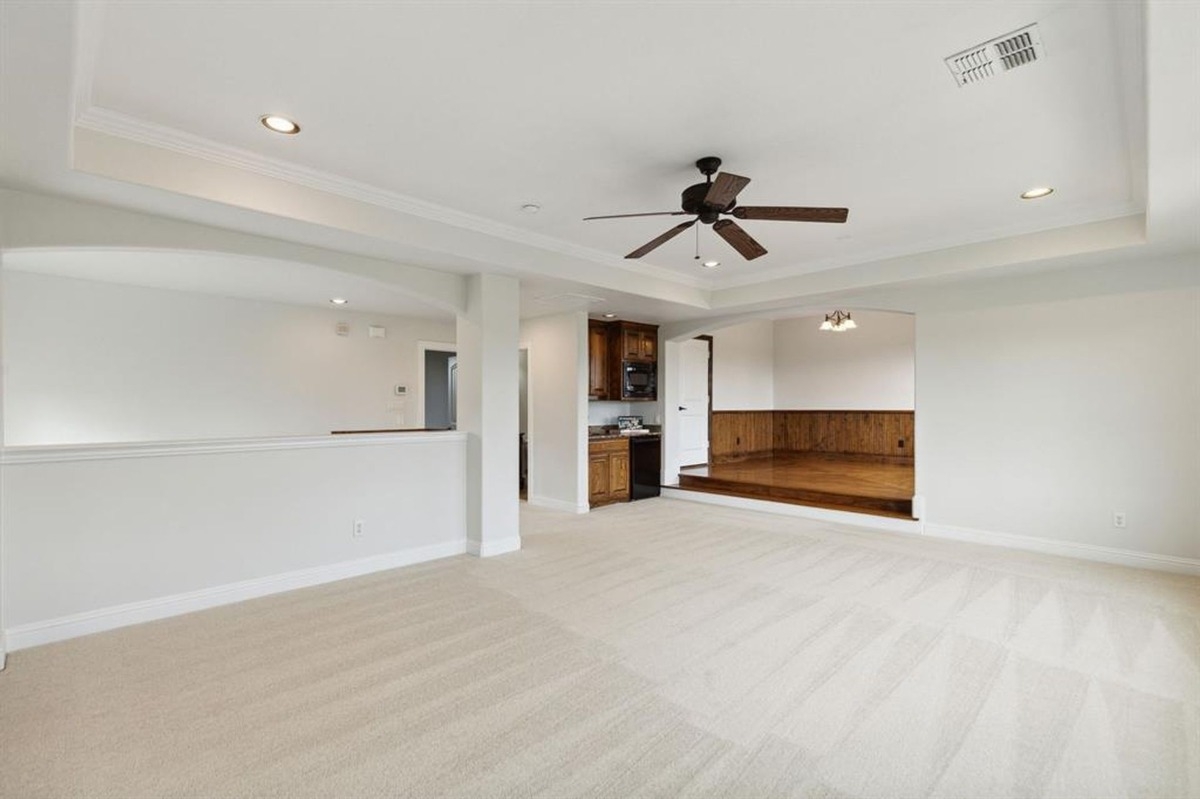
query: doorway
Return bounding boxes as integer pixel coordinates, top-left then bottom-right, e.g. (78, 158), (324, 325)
(678, 335), (712, 466)
(423, 349), (457, 430)
(519, 347), (529, 499)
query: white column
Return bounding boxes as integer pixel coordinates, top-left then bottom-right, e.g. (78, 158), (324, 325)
(456, 273), (520, 556)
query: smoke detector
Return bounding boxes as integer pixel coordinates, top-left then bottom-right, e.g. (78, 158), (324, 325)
(945, 24), (1044, 87)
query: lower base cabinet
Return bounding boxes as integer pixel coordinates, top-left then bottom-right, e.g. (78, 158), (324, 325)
(589, 439), (630, 507)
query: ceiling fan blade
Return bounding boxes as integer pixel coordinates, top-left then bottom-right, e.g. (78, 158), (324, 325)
(731, 206), (849, 223)
(583, 211), (689, 221)
(625, 219), (697, 259)
(713, 219), (768, 260)
(704, 172), (751, 208)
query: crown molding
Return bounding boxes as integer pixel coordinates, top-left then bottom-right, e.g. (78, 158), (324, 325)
(710, 203), (1146, 291)
(73, 106), (710, 291)
(70, 2), (107, 126)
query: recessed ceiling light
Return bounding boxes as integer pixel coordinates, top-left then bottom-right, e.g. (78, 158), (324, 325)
(521, 203), (541, 213)
(329, 297), (348, 305)
(602, 312), (617, 319)
(1020, 186), (1054, 200)
(260, 114), (300, 135)
(702, 260), (721, 268)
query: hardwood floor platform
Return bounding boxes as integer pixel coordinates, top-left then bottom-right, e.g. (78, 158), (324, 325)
(678, 453), (915, 518)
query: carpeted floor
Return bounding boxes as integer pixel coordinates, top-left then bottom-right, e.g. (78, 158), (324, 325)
(1, 498), (1198, 798)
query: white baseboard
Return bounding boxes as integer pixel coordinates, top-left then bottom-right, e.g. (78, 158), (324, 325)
(466, 536), (522, 558)
(661, 488), (1199, 575)
(3, 539), (468, 653)
(527, 495), (589, 514)
(661, 488), (922, 534)
(923, 523), (1200, 575)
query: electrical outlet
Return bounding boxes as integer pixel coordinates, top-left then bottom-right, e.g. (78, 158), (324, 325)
(353, 519), (365, 538)
(1112, 512), (1126, 529)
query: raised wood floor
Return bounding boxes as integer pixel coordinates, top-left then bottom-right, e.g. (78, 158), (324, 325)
(678, 453), (915, 519)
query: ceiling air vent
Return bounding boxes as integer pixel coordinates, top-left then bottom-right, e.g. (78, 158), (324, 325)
(945, 24), (1044, 87)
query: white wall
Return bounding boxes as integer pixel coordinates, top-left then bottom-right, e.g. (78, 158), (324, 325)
(588, 401), (654, 426)
(521, 312), (588, 513)
(773, 311), (914, 409)
(711, 320), (774, 410)
(2, 271), (456, 444)
(0, 252), (6, 665)
(916, 287), (1200, 561)
(1, 433), (467, 648)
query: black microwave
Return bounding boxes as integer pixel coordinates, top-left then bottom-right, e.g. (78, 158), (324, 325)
(623, 361), (656, 399)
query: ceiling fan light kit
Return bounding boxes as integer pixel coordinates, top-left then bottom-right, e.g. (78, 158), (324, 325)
(584, 156), (849, 262)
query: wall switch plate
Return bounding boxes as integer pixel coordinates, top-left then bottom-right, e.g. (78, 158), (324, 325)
(1113, 512), (1126, 529)
(369, 325), (386, 338)
(353, 519), (364, 538)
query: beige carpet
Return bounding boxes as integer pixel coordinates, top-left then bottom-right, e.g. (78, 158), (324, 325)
(2, 498), (1198, 798)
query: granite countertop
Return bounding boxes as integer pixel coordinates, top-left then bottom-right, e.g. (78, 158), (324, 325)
(588, 433), (627, 441)
(588, 426), (662, 441)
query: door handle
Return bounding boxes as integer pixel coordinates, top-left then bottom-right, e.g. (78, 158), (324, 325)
(678, 406), (686, 411)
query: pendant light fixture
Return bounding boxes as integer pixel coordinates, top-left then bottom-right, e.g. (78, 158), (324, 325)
(819, 310), (857, 332)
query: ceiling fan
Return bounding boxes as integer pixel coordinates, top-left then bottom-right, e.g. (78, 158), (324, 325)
(584, 156), (848, 261)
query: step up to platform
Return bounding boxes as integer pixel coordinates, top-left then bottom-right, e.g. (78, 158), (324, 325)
(677, 453), (914, 520)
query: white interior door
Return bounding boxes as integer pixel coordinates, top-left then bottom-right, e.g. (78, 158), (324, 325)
(678, 338), (710, 466)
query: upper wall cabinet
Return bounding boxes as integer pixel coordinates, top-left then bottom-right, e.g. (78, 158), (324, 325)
(588, 318), (659, 402)
(588, 320), (612, 400)
(619, 323), (657, 363)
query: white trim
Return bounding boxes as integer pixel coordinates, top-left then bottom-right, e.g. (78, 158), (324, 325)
(73, 107), (707, 291)
(661, 487), (923, 534)
(466, 536), (522, 558)
(923, 523), (1200, 576)
(663, 489), (1200, 575)
(3, 540), (468, 652)
(527, 495), (589, 514)
(1, 431), (466, 465)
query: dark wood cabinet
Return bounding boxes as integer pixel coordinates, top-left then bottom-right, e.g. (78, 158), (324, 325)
(588, 318), (659, 402)
(609, 448), (630, 494)
(588, 438), (630, 507)
(619, 323), (657, 363)
(588, 451), (610, 498)
(588, 320), (612, 400)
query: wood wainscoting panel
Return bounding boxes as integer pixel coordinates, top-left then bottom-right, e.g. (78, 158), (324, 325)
(773, 411), (913, 460)
(710, 411), (775, 462)
(712, 410), (914, 463)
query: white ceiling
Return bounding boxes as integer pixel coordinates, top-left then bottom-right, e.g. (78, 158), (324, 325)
(83, 0), (1142, 284)
(0, 1), (1195, 322)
